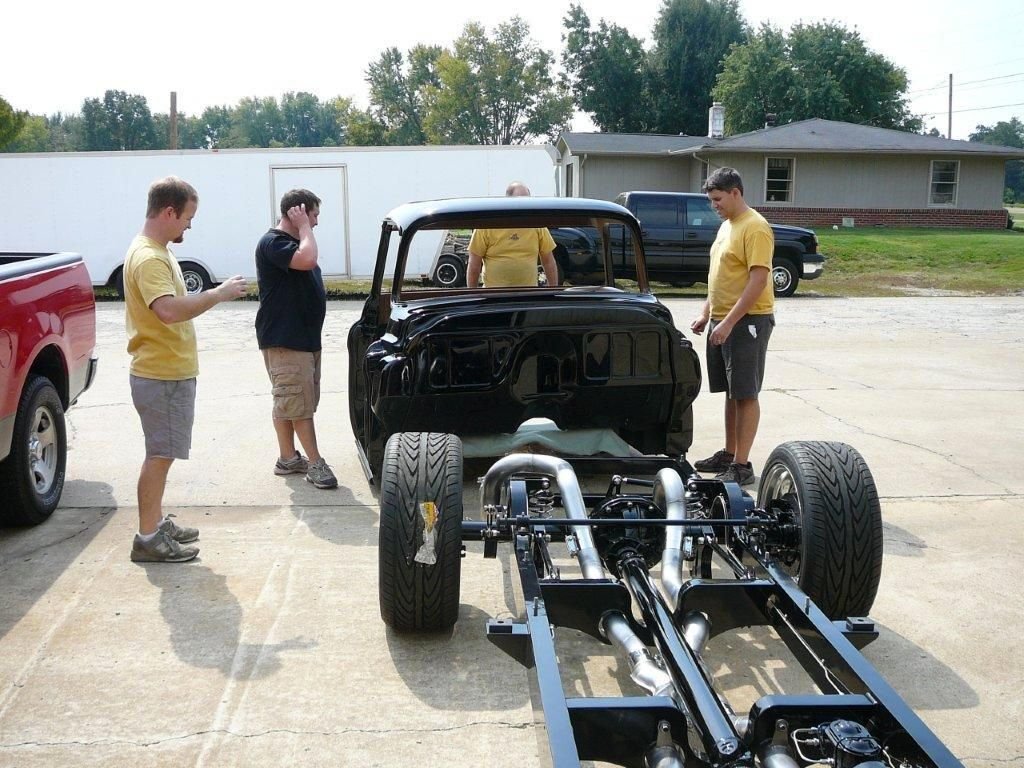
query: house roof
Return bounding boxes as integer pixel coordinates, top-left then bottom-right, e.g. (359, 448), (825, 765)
(558, 119), (1024, 158)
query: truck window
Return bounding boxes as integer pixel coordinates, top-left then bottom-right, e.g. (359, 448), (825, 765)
(685, 197), (720, 228)
(633, 197), (680, 228)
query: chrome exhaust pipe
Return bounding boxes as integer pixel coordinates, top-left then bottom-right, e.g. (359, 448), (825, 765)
(644, 720), (687, 768)
(654, 468), (687, 609)
(681, 610), (711, 656)
(479, 453), (605, 580)
(601, 612), (675, 697)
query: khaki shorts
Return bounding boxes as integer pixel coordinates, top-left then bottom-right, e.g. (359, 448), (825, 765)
(262, 348), (321, 420)
(130, 375), (196, 460)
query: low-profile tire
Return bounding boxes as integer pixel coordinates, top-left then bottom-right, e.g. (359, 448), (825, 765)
(379, 432), (464, 632)
(0, 375), (67, 526)
(179, 262), (212, 295)
(757, 441), (882, 619)
(432, 254), (466, 288)
(772, 259), (800, 297)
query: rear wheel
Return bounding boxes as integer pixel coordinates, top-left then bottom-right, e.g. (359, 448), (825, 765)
(772, 259), (799, 297)
(758, 441), (882, 619)
(0, 375), (67, 526)
(379, 432), (464, 632)
(179, 262), (212, 295)
(432, 254), (466, 288)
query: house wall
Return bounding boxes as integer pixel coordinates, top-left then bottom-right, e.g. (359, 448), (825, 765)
(575, 155), (693, 200)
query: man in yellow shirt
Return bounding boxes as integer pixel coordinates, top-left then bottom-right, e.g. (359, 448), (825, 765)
(467, 182), (558, 288)
(124, 176), (246, 563)
(690, 168), (775, 486)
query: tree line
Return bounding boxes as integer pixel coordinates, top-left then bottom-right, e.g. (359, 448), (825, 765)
(0, 0), (1021, 198)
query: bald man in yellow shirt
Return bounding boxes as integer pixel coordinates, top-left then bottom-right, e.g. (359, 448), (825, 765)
(690, 167), (775, 486)
(467, 182), (558, 288)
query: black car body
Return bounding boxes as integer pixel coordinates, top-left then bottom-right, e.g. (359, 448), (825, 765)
(348, 197), (702, 482)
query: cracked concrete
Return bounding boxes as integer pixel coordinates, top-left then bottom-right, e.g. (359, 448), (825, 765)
(0, 298), (1021, 767)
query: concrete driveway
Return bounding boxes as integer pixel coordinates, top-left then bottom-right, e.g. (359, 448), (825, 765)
(0, 297), (1021, 767)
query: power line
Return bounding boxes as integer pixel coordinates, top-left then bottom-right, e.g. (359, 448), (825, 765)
(907, 71), (1024, 96)
(918, 101), (1024, 118)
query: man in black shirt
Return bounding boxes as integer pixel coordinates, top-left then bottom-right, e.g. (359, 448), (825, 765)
(255, 189), (337, 489)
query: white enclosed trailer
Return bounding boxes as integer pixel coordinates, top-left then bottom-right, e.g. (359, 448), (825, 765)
(0, 144), (558, 291)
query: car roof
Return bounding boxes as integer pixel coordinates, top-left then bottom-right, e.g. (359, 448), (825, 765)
(384, 196), (635, 233)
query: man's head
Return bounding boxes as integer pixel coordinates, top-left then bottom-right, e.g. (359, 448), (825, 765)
(506, 182), (531, 197)
(702, 167), (747, 221)
(145, 176), (199, 244)
(279, 188), (322, 227)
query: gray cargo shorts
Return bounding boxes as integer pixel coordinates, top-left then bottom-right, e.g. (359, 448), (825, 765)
(130, 375), (197, 460)
(706, 314), (774, 399)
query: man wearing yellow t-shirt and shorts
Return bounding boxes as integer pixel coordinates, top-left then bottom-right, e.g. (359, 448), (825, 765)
(467, 182), (558, 288)
(124, 177), (246, 563)
(690, 168), (775, 486)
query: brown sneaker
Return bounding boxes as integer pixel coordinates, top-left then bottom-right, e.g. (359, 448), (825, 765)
(305, 458), (338, 489)
(131, 529), (199, 563)
(274, 451), (309, 476)
(694, 449), (734, 473)
(159, 514), (199, 543)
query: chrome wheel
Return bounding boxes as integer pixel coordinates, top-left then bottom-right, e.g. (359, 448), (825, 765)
(182, 269), (204, 294)
(28, 404), (59, 494)
(758, 461), (802, 577)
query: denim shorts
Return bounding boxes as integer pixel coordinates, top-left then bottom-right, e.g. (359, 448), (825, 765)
(130, 375), (196, 459)
(706, 314), (774, 399)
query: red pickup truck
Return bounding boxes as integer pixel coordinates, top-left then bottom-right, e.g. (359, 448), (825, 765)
(1, 252), (98, 525)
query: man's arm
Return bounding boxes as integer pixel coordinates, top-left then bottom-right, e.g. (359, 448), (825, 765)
(690, 299), (712, 335)
(467, 251), (483, 288)
(540, 250), (558, 286)
(286, 205), (319, 271)
(151, 276), (248, 324)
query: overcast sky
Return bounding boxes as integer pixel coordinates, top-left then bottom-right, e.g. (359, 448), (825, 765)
(3, 0), (1021, 140)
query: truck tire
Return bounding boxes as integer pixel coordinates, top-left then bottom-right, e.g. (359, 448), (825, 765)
(114, 267), (126, 299)
(432, 254), (466, 288)
(757, 441), (882, 619)
(772, 258), (800, 297)
(379, 432), (464, 632)
(179, 262), (212, 295)
(0, 375), (67, 526)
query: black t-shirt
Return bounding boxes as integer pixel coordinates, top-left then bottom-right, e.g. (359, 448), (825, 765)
(254, 229), (327, 351)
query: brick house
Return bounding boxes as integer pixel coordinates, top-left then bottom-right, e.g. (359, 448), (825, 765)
(556, 118), (1024, 229)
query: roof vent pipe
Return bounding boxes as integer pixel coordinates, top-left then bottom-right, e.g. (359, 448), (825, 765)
(708, 102), (725, 138)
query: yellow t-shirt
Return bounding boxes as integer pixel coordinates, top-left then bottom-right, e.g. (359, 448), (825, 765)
(707, 208), (775, 319)
(124, 235), (199, 379)
(468, 227), (556, 287)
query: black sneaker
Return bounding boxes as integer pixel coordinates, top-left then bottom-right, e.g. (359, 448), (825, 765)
(694, 449), (735, 473)
(715, 462), (755, 486)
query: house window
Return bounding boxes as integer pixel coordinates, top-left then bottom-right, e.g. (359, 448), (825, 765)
(930, 160), (959, 206)
(765, 157), (794, 202)
(565, 161), (574, 198)
(700, 159), (709, 186)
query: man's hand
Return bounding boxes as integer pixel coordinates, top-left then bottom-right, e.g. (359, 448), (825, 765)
(215, 275), (247, 302)
(690, 314), (710, 335)
(710, 319), (734, 346)
(286, 204), (311, 230)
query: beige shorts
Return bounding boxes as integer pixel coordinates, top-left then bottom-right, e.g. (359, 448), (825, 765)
(262, 348), (321, 420)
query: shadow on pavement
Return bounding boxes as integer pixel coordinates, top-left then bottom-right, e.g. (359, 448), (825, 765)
(883, 521), (929, 557)
(143, 563), (316, 678)
(0, 479), (116, 641)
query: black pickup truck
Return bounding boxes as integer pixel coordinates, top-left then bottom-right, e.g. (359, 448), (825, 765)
(430, 191), (825, 297)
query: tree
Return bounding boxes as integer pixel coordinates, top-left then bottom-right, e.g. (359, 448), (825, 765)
(5, 114), (50, 152)
(421, 18), (573, 144)
(647, 0), (746, 135)
(561, 4), (652, 132)
(78, 90), (157, 150)
(970, 118), (1024, 203)
(713, 22), (921, 134)
(227, 96), (285, 147)
(0, 96), (28, 149)
(365, 45), (442, 144)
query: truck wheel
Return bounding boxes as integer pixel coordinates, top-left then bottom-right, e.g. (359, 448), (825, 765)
(379, 432), (464, 632)
(179, 262), (212, 295)
(0, 375), (67, 526)
(772, 259), (799, 297)
(432, 255), (466, 288)
(758, 441), (882, 619)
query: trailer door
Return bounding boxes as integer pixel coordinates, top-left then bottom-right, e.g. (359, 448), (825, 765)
(271, 165), (349, 276)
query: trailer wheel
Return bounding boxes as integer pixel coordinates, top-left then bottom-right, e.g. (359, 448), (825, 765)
(179, 262), (212, 295)
(432, 254), (466, 288)
(758, 441), (882, 619)
(0, 375), (67, 526)
(379, 432), (464, 632)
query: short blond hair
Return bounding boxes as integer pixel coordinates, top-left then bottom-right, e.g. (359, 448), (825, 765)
(146, 176), (198, 218)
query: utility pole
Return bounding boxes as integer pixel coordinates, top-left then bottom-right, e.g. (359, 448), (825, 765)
(947, 74), (952, 139)
(170, 91), (178, 150)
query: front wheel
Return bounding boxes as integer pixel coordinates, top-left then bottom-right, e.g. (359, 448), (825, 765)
(772, 259), (800, 297)
(0, 375), (67, 525)
(379, 432), (464, 632)
(758, 441), (882, 619)
(179, 262), (212, 295)
(432, 254), (466, 288)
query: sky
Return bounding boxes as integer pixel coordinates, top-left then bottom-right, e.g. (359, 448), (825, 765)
(2, 0), (1022, 141)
